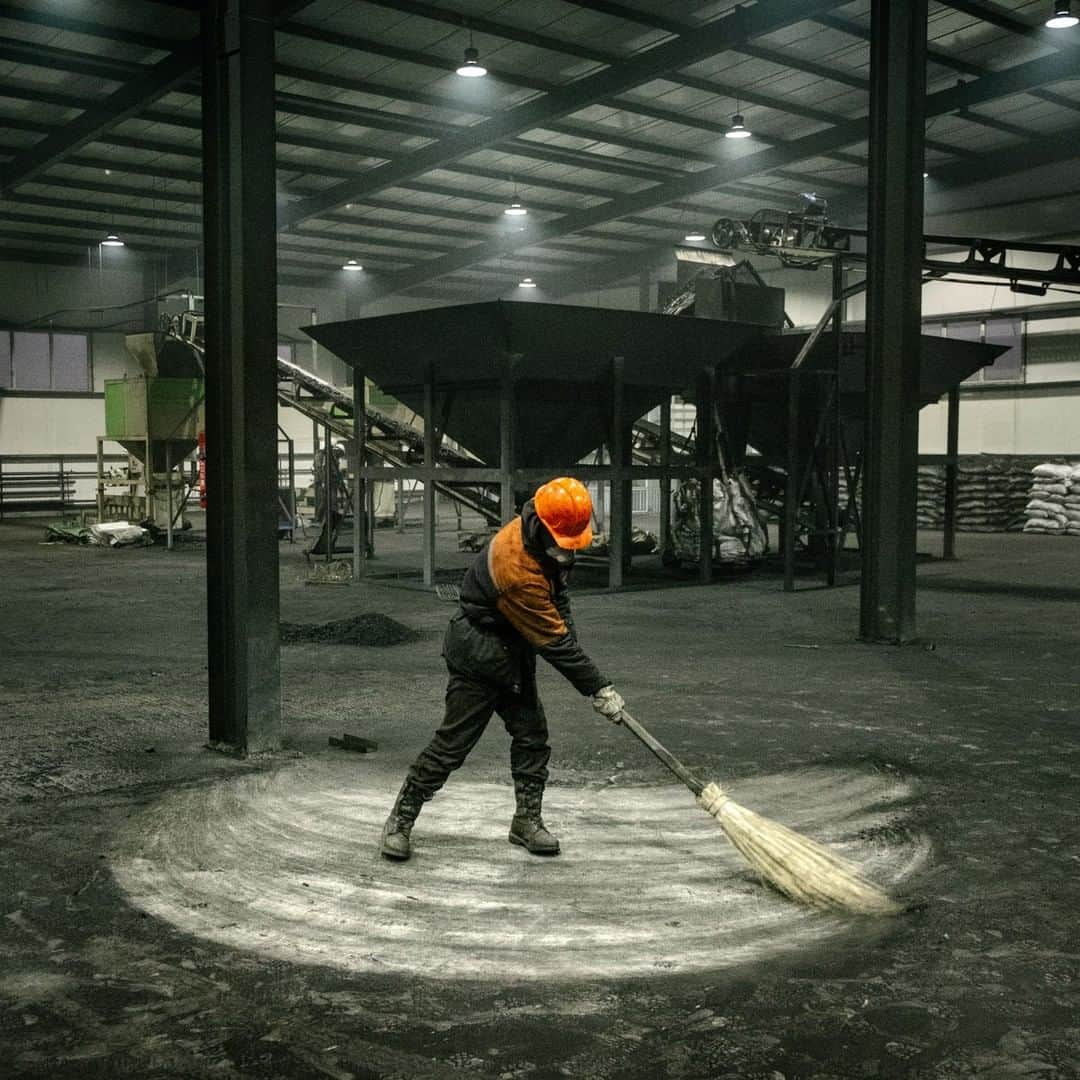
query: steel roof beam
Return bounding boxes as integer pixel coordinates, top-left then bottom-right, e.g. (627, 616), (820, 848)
(0, 209), (415, 268)
(541, 120), (717, 164)
(547, 114), (977, 169)
(814, 12), (982, 77)
(954, 108), (1034, 140)
(356, 45), (1080, 299)
(274, 92), (441, 138)
(0, 40), (156, 85)
(559, 1), (685, 36)
(668, 72), (846, 126)
(0, 2), (319, 195)
(0, 4), (184, 51)
(20, 174), (201, 205)
(0, 189), (466, 255)
(2, 191), (202, 227)
(500, 139), (682, 183)
(357, 0), (614, 65)
(816, 10), (1080, 116)
(399, 180), (595, 215)
(0, 83), (98, 111)
(0, 42), (198, 192)
(277, 20), (554, 93)
(736, 42), (868, 90)
(438, 165), (624, 199)
(274, 64), (486, 115)
(931, 120), (1080, 191)
(279, 0), (843, 229)
(936, 0), (1059, 39)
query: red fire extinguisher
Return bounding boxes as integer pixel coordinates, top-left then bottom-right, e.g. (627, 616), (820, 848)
(197, 430), (207, 509)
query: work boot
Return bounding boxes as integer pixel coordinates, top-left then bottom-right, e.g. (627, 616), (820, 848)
(508, 778), (560, 856)
(380, 779), (426, 861)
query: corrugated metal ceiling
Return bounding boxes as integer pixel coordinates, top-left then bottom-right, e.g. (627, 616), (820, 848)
(0, 0), (1078, 302)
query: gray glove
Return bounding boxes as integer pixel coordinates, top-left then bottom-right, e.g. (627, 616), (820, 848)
(592, 685), (625, 722)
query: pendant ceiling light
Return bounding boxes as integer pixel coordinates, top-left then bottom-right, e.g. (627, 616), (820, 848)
(518, 277), (537, 288)
(1046, 1), (1078, 27)
(504, 176), (527, 217)
(683, 230), (706, 242)
(725, 113), (751, 139)
(101, 232), (124, 247)
(342, 258), (363, 271)
(456, 29), (487, 77)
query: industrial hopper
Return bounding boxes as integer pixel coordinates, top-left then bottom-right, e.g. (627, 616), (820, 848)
(305, 300), (765, 470)
(717, 330), (1006, 467)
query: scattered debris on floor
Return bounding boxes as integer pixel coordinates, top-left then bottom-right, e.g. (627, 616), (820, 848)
(584, 527), (658, 557)
(328, 733), (378, 753)
(435, 582), (461, 602)
(90, 521), (154, 547)
(44, 520), (91, 544)
(457, 529), (494, 553)
(44, 519), (154, 546)
(279, 613), (420, 647)
(305, 558), (353, 585)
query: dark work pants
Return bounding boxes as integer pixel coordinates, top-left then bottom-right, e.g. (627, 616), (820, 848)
(405, 663), (551, 800)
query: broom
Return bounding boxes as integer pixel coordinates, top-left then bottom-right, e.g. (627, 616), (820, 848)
(616, 708), (902, 916)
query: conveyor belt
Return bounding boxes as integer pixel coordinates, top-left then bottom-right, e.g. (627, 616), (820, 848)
(277, 357), (504, 524)
(278, 357), (701, 523)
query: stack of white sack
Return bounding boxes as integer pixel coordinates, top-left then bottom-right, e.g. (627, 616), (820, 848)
(1023, 463), (1075, 535)
(1067, 466), (1080, 536)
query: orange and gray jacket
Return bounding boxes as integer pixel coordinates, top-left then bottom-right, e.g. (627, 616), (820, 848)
(451, 500), (608, 696)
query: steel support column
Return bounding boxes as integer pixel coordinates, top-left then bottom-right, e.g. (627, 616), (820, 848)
(859, 0), (927, 644)
(783, 372), (800, 593)
(609, 356), (628, 591)
(202, 0), (281, 752)
(696, 369), (715, 584)
(422, 371), (436, 587)
(352, 371), (365, 579)
(943, 387), (959, 560)
(659, 396), (672, 561)
(827, 257), (844, 587)
(499, 357), (516, 524)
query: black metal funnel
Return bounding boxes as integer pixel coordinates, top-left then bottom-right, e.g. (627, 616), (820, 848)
(304, 301), (764, 468)
(722, 330), (1004, 463)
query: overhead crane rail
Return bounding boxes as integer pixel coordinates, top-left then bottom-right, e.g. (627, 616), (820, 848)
(709, 196), (1080, 292)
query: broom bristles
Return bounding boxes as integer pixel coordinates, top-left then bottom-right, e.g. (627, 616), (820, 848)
(697, 782), (901, 916)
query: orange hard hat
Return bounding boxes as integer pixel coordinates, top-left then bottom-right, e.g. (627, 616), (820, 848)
(533, 476), (593, 550)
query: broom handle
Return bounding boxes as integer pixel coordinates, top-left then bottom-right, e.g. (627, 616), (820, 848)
(616, 709), (706, 797)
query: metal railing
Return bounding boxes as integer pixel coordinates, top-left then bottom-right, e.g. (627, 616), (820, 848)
(0, 453), (125, 519)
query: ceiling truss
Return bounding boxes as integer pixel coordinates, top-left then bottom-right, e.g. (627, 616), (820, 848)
(0, 0), (1078, 307)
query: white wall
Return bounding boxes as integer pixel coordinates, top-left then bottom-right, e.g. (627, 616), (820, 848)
(0, 256), (146, 329)
(5, 249), (1077, 461)
(0, 262), (392, 460)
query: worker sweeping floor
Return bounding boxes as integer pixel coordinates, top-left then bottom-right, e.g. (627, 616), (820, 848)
(111, 761), (927, 982)
(1, 520), (1079, 1078)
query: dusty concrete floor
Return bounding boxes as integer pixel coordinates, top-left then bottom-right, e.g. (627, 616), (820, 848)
(1, 518), (1078, 1079)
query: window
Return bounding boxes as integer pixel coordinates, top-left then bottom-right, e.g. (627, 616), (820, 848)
(983, 317), (1023, 382)
(0, 330), (91, 391)
(942, 320), (1024, 385)
(12, 332), (51, 390)
(52, 334), (90, 391)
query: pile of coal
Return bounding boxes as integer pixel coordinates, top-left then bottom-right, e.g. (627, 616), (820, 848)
(280, 614), (421, 647)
